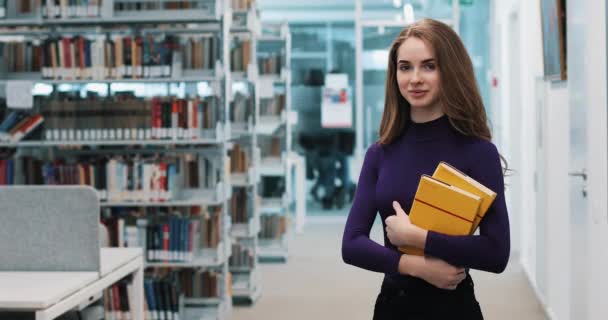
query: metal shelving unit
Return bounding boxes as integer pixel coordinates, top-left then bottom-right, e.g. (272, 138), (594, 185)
(256, 21), (292, 264)
(0, 1), (236, 319)
(227, 1), (263, 305)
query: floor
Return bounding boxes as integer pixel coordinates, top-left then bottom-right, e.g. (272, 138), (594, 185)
(231, 218), (547, 320)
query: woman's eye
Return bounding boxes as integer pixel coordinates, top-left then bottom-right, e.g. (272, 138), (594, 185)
(399, 65), (410, 71)
(424, 64), (436, 70)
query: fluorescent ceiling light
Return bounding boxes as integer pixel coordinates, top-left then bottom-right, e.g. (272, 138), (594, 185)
(403, 3), (415, 24)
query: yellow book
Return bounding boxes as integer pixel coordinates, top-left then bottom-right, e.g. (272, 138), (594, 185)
(432, 162), (497, 234)
(399, 175), (481, 256)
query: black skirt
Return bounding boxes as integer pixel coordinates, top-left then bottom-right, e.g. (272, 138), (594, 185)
(372, 274), (484, 320)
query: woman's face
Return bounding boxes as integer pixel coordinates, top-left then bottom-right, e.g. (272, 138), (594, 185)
(395, 37), (442, 111)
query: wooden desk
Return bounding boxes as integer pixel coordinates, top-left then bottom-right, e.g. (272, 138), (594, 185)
(0, 248), (144, 320)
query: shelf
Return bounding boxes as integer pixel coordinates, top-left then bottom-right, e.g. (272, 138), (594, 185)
(229, 122), (254, 140)
(183, 300), (226, 320)
(146, 243), (226, 268)
(230, 71), (249, 82)
(259, 197), (285, 214)
(258, 157), (285, 176)
(0, 138), (224, 148)
(0, 14), (221, 27)
(256, 115), (285, 135)
(258, 240), (288, 263)
(229, 172), (254, 187)
(258, 74), (285, 83)
(0, 75), (220, 84)
(229, 266), (254, 273)
(183, 297), (222, 306)
(101, 188), (224, 207)
(230, 218), (260, 238)
(232, 270), (262, 303)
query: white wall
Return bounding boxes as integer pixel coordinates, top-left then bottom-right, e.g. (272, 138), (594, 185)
(493, 0), (608, 319)
(492, 0), (543, 285)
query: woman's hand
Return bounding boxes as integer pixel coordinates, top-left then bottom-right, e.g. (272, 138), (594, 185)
(385, 201), (427, 248)
(385, 201), (412, 246)
(399, 255), (466, 290)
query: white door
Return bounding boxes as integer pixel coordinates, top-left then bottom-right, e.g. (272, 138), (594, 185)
(569, 0), (608, 318)
(584, 0), (608, 318)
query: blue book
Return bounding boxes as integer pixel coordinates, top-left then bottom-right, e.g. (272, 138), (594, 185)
(144, 279), (158, 320)
(5, 159), (13, 185)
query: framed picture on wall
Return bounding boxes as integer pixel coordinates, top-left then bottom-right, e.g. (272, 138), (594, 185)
(540, 0), (567, 81)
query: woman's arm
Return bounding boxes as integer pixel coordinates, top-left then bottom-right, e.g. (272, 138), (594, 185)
(341, 144), (402, 274)
(424, 141), (510, 273)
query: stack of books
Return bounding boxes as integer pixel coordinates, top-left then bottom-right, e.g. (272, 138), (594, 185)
(0, 111), (44, 142)
(399, 162), (497, 256)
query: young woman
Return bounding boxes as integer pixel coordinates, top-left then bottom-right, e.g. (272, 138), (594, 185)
(341, 18), (510, 319)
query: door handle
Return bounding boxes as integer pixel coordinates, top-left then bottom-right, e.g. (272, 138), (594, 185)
(569, 169), (587, 197)
(568, 169), (587, 181)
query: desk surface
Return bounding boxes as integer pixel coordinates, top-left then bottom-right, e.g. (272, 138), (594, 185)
(0, 248), (142, 309)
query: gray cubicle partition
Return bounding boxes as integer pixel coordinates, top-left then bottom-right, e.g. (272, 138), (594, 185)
(0, 186), (100, 272)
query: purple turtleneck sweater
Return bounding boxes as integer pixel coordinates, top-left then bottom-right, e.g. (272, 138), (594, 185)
(342, 115), (510, 286)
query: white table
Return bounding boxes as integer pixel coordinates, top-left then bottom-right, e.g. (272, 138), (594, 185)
(0, 248), (144, 320)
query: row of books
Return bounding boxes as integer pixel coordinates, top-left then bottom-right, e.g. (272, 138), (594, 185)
(143, 275), (180, 320)
(259, 214), (286, 239)
(20, 154), (220, 201)
(230, 188), (252, 224)
(143, 270), (221, 320)
(260, 94), (285, 117)
(258, 53), (283, 75)
(229, 242), (254, 268)
(116, 0), (213, 13)
(0, 111), (44, 142)
(103, 277), (135, 320)
(230, 40), (251, 73)
(0, 35), (218, 80)
(103, 207), (223, 262)
(42, 0), (101, 19)
(1, 0), (219, 20)
(399, 162), (497, 255)
(178, 269), (221, 298)
(31, 96), (219, 141)
(229, 143), (249, 174)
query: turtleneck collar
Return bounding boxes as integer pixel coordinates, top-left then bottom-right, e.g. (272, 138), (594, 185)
(405, 114), (454, 141)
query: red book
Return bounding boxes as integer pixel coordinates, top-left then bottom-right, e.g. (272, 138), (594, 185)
(0, 160), (6, 185)
(162, 223), (169, 262)
(62, 38), (71, 69)
(191, 99), (198, 138)
(152, 97), (161, 139)
(79, 37), (86, 72)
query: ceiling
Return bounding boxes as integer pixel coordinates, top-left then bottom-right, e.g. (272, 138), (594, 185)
(257, 0), (451, 23)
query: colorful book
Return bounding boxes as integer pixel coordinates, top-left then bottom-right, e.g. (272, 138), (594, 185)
(432, 161), (497, 233)
(399, 175), (481, 256)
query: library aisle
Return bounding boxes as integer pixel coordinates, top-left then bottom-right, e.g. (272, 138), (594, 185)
(232, 220), (548, 320)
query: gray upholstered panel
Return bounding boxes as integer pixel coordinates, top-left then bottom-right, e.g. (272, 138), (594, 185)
(0, 186), (100, 272)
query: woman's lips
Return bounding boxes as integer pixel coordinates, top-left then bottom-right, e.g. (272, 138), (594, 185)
(409, 90), (428, 98)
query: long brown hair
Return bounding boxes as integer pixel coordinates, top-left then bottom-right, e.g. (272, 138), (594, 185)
(378, 18), (508, 172)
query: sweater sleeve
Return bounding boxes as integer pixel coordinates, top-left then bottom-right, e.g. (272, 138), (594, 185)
(424, 141), (510, 273)
(342, 144), (402, 274)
